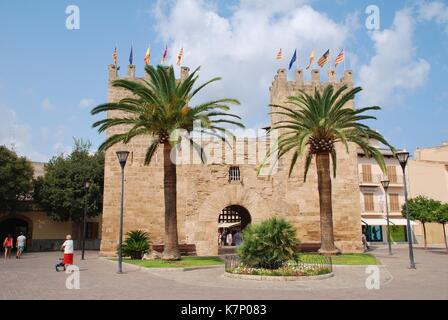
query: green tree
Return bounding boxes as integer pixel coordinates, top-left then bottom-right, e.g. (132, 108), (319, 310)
(91, 65), (243, 260)
(402, 195), (441, 249)
(0, 146), (34, 213)
(34, 139), (104, 222)
(432, 203), (448, 252)
(265, 85), (393, 254)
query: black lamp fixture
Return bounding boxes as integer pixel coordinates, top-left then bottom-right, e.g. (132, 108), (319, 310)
(395, 150), (410, 169)
(116, 151), (130, 169)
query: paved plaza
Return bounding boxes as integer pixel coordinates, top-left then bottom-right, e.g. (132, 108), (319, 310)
(0, 247), (447, 300)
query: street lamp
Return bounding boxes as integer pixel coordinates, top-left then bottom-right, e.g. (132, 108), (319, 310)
(381, 179), (392, 255)
(81, 181), (91, 260)
(395, 150), (416, 269)
(116, 151), (130, 274)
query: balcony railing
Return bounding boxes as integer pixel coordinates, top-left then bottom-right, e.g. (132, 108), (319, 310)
(361, 202), (403, 213)
(359, 173), (382, 185)
(359, 173), (404, 185)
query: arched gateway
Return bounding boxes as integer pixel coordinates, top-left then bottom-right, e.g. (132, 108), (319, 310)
(218, 205), (251, 251)
(0, 217), (30, 250)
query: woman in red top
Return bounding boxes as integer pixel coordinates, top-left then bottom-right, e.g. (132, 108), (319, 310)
(3, 234), (13, 260)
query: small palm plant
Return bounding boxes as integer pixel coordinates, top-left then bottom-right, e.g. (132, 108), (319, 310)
(238, 217), (298, 269)
(92, 65), (243, 260)
(266, 85), (394, 254)
(121, 230), (151, 260)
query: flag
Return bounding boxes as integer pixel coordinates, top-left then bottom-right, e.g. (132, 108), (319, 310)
(288, 49), (297, 70)
(317, 49), (330, 68)
(129, 45), (133, 65)
(276, 48), (283, 61)
(334, 49), (345, 68)
(306, 49), (315, 70)
(177, 47), (183, 66)
(144, 47), (151, 65)
(160, 45), (168, 64)
(113, 47), (117, 65)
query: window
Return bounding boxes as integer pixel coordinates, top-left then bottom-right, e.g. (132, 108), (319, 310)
(389, 193), (400, 211)
(387, 165), (397, 183)
(228, 166), (240, 182)
(363, 225), (383, 242)
(362, 164), (372, 182)
(85, 222), (99, 239)
(364, 193), (374, 212)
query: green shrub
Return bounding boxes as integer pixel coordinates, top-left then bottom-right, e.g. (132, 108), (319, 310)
(237, 217), (298, 269)
(121, 230), (151, 259)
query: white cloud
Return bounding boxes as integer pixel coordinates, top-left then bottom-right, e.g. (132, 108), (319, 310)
(0, 104), (47, 161)
(358, 9), (430, 107)
(79, 98), (95, 108)
(151, 0), (351, 127)
(417, 0), (448, 33)
(42, 98), (54, 111)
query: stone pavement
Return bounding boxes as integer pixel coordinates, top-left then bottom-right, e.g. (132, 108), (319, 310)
(0, 247), (446, 299)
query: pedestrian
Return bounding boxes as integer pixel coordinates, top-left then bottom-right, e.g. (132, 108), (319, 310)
(16, 232), (26, 259)
(61, 234), (74, 267)
(3, 234), (13, 260)
(362, 233), (370, 252)
(234, 230), (242, 248)
(217, 229), (222, 246)
(221, 230), (227, 246)
(226, 231), (233, 247)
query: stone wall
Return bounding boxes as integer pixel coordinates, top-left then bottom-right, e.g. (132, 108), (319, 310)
(99, 65), (363, 256)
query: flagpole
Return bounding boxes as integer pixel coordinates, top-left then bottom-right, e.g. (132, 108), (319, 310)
(344, 48), (347, 72)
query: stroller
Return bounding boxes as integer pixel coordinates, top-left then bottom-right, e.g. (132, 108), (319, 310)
(55, 257), (66, 272)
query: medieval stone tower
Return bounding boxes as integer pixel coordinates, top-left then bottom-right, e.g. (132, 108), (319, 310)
(99, 64), (363, 257)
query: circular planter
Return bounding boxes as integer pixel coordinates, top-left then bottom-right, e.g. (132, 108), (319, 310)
(224, 271), (334, 281)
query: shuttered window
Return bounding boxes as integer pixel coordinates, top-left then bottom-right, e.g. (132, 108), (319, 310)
(362, 164), (372, 182)
(389, 193), (400, 211)
(364, 193), (374, 212)
(387, 165), (397, 183)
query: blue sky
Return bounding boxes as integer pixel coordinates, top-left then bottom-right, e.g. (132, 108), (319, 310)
(0, 0), (447, 161)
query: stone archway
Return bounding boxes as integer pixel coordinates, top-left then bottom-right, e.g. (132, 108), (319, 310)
(218, 205), (252, 230)
(0, 215), (32, 250)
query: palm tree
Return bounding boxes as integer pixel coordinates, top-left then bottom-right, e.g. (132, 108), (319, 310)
(91, 65), (243, 260)
(267, 85), (394, 254)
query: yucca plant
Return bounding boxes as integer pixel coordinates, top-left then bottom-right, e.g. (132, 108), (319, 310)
(265, 85), (394, 254)
(237, 217), (298, 269)
(121, 230), (151, 260)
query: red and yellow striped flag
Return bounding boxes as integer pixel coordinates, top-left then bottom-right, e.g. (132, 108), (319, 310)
(113, 47), (117, 65)
(144, 47), (151, 65)
(334, 49), (345, 68)
(317, 49), (330, 68)
(276, 48), (283, 61)
(177, 47), (183, 66)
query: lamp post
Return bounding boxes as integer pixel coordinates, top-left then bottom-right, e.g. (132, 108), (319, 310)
(81, 181), (90, 260)
(116, 151), (129, 274)
(381, 179), (392, 255)
(395, 150), (416, 269)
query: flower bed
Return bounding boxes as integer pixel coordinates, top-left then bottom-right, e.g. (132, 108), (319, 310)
(224, 255), (333, 280)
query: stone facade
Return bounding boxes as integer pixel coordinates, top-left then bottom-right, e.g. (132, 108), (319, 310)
(99, 65), (363, 256)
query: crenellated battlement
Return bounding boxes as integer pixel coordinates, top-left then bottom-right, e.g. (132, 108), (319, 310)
(270, 68), (353, 93)
(107, 64), (191, 82)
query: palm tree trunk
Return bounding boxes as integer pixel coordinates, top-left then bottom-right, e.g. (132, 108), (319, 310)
(422, 222), (427, 249)
(162, 142), (181, 260)
(315, 152), (339, 255)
